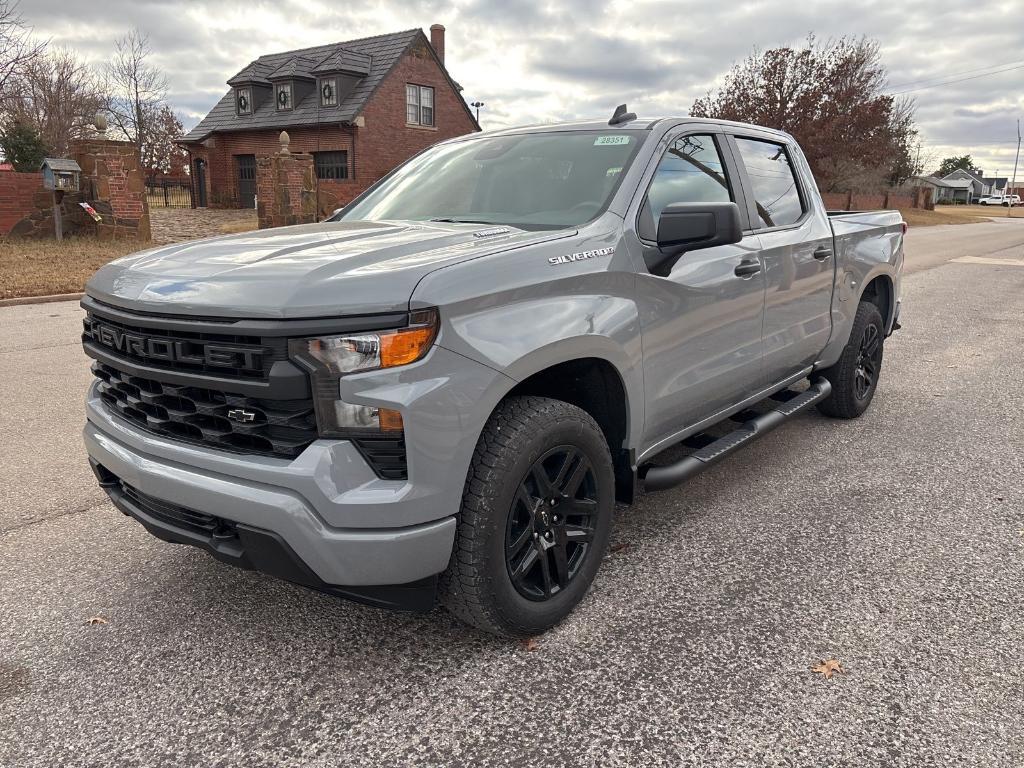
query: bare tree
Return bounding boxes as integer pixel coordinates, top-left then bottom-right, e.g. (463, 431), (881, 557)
(103, 29), (168, 151)
(0, 0), (44, 98)
(142, 104), (188, 176)
(691, 36), (919, 192)
(4, 47), (104, 156)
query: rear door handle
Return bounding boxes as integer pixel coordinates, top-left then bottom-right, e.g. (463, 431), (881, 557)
(813, 246), (833, 261)
(734, 259), (762, 277)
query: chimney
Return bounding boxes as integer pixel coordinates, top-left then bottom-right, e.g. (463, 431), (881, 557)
(430, 24), (445, 65)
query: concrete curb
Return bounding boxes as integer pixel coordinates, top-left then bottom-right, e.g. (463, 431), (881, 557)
(0, 292), (83, 308)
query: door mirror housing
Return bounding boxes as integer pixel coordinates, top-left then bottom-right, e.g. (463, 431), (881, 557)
(647, 202), (743, 276)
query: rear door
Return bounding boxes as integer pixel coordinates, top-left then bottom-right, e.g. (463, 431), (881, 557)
(235, 154), (256, 209)
(726, 134), (835, 384)
(632, 129), (767, 451)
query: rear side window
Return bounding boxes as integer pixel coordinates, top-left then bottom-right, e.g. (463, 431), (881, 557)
(734, 137), (805, 228)
(639, 134), (732, 239)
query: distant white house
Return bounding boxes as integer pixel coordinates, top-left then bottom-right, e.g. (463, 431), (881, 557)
(905, 175), (973, 203)
(904, 168), (1010, 203)
(942, 168), (1008, 200)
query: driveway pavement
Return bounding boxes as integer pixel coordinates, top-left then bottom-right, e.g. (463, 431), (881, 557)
(1, 221), (1022, 767)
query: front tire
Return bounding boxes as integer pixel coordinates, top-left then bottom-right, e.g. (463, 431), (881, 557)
(441, 396), (615, 637)
(816, 301), (885, 419)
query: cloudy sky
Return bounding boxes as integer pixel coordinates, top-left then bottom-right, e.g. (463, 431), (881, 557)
(19, 0), (1024, 177)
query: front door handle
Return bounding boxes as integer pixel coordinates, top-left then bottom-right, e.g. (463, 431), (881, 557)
(813, 245), (833, 261)
(734, 259), (762, 277)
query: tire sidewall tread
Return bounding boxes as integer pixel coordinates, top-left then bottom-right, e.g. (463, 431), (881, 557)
(440, 396), (615, 637)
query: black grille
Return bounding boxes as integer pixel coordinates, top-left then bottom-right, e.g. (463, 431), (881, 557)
(82, 312), (283, 380)
(121, 482), (236, 538)
(93, 361), (317, 459)
(352, 437), (408, 481)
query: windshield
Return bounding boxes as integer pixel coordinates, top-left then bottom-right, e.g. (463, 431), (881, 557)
(339, 130), (646, 230)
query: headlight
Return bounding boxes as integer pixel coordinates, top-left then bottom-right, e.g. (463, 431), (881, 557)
(288, 309), (438, 438)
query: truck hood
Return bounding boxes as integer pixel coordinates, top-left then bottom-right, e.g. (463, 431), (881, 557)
(86, 220), (571, 318)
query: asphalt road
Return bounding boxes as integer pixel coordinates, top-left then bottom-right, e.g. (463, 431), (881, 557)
(1, 219), (1023, 767)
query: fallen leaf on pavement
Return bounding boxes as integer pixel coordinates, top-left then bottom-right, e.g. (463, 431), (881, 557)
(811, 659), (843, 679)
(85, 616), (108, 626)
(609, 542), (630, 554)
(520, 637), (540, 652)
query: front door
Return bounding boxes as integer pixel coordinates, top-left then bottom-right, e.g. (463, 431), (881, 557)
(728, 136), (835, 384)
(235, 154), (256, 208)
(634, 131), (767, 453)
(193, 159), (208, 208)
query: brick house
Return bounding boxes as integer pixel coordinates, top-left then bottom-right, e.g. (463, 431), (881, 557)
(178, 25), (479, 215)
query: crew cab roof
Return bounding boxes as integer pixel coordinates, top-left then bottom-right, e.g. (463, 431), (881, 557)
(469, 116), (794, 142)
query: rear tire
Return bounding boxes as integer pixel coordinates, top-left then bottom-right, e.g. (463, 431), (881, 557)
(440, 396), (615, 637)
(816, 301), (885, 419)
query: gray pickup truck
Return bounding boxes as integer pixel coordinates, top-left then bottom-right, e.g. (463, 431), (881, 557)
(82, 107), (904, 636)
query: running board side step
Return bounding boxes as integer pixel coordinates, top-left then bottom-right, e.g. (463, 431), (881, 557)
(640, 378), (832, 493)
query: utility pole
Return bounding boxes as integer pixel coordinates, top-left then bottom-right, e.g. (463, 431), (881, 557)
(1009, 118), (1021, 218)
(470, 101), (485, 124)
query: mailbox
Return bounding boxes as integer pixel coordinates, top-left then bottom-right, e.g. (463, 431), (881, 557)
(40, 157), (82, 192)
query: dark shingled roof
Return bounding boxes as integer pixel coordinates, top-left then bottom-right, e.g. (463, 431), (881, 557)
(182, 29), (430, 143)
(312, 47), (372, 76)
(267, 56), (319, 81)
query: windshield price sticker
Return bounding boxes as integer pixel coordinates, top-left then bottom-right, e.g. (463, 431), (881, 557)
(595, 135), (631, 146)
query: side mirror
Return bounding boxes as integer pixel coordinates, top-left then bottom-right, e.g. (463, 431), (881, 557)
(648, 201), (743, 276)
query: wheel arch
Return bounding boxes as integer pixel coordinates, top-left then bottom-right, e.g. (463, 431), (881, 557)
(858, 273), (895, 332)
(499, 354), (637, 505)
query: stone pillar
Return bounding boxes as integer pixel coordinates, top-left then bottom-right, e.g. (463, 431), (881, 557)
(255, 132), (317, 229)
(72, 139), (151, 241)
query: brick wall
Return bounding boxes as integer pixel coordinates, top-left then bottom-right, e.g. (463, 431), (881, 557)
(73, 139), (151, 240)
(0, 172), (44, 235)
(188, 126), (358, 212)
(355, 36), (478, 188)
(185, 34), (479, 218)
(821, 190), (918, 212)
(256, 151), (317, 228)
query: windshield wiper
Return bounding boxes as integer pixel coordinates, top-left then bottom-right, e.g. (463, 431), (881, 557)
(428, 217), (502, 225)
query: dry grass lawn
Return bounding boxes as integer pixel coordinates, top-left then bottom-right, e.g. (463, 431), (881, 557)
(901, 204), (1023, 228)
(0, 237), (147, 300)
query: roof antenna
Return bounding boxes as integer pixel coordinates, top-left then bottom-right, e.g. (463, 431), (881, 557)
(608, 104), (636, 126)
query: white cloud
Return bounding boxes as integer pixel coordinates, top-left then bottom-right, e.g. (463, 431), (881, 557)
(18, 0), (1024, 176)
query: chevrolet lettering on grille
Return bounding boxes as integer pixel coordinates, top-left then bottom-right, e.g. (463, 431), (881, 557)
(88, 319), (263, 372)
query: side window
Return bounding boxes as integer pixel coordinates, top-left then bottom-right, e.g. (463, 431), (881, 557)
(640, 134), (731, 240)
(734, 137), (805, 228)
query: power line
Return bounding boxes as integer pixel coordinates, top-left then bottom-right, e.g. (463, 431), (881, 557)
(887, 59), (1024, 90)
(888, 63), (1024, 95)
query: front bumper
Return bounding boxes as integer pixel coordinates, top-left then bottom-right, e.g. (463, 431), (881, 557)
(92, 460), (440, 610)
(82, 336), (516, 608)
(84, 409), (457, 604)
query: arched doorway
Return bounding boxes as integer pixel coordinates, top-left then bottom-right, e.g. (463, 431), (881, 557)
(193, 158), (208, 208)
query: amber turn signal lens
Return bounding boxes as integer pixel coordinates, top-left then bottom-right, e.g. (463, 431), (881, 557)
(380, 324), (437, 368)
(377, 408), (404, 432)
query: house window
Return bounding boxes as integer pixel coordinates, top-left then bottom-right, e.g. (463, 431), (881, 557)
(314, 150), (348, 180)
(236, 87), (252, 115)
(406, 84), (434, 126)
(320, 78), (338, 107)
(276, 83), (292, 111)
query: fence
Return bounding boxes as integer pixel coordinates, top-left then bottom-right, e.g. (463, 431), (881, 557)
(820, 190), (922, 212)
(145, 179), (193, 208)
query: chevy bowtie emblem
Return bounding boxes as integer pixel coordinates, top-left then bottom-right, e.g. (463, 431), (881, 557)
(227, 408), (257, 423)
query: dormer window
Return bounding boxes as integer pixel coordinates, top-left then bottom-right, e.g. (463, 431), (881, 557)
(319, 77), (338, 107)
(275, 83), (293, 111)
(236, 87), (252, 115)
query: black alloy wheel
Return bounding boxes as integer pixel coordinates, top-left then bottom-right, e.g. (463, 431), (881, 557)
(853, 323), (882, 401)
(505, 446), (599, 601)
